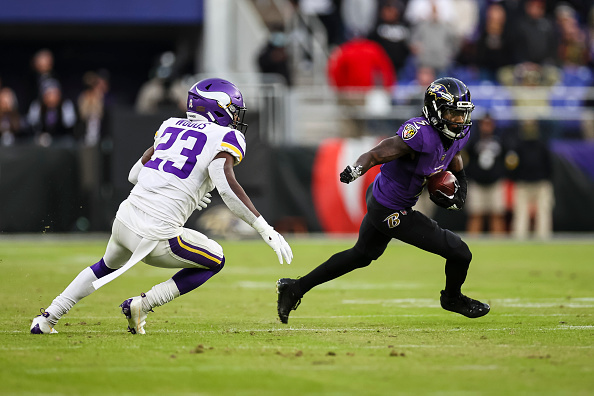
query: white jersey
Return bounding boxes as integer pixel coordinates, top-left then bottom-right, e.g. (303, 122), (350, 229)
(117, 117), (246, 239)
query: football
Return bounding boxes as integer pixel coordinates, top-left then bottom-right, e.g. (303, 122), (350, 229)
(427, 171), (457, 197)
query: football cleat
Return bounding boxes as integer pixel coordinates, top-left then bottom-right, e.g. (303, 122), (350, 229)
(120, 294), (151, 335)
(440, 290), (490, 318)
(276, 278), (302, 324)
(30, 309), (58, 334)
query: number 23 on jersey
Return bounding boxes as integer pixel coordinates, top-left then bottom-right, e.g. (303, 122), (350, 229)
(145, 126), (207, 179)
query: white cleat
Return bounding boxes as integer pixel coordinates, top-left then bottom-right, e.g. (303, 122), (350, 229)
(120, 294), (150, 335)
(30, 310), (58, 334)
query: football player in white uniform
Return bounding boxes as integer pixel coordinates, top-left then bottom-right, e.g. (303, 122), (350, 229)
(31, 78), (292, 335)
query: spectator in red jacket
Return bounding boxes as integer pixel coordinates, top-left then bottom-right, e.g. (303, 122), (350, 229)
(327, 37), (396, 137)
(327, 38), (396, 92)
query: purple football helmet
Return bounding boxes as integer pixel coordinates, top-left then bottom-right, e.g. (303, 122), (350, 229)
(186, 78), (248, 133)
(422, 77), (474, 140)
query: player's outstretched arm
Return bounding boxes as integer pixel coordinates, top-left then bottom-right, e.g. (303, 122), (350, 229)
(128, 146), (155, 185)
(207, 152), (293, 264)
(340, 135), (414, 183)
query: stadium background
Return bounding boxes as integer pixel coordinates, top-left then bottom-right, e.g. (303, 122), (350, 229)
(1, 0), (593, 235)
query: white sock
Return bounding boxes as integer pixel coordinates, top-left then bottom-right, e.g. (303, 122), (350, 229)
(141, 279), (180, 312)
(45, 267), (98, 325)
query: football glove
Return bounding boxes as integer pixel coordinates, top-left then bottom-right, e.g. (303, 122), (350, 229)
(197, 193), (212, 211)
(252, 217), (293, 264)
(430, 181), (464, 210)
(340, 165), (363, 184)
(430, 169), (468, 210)
(260, 228), (293, 265)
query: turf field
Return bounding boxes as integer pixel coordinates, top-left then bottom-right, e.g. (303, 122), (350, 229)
(1, 235), (593, 395)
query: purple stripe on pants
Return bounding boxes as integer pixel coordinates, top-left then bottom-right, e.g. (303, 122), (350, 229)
(168, 236), (223, 270)
(90, 258), (116, 278)
(172, 259), (225, 295)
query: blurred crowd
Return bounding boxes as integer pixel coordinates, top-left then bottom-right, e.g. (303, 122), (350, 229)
(2, 0), (593, 149)
(252, 0), (594, 142)
(0, 49), (112, 148)
(278, 0), (594, 89)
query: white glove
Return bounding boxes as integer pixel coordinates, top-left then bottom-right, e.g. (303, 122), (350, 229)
(197, 193), (212, 211)
(252, 217), (293, 264)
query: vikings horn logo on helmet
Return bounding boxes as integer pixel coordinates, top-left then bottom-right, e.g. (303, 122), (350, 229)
(193, 85), (233, 109)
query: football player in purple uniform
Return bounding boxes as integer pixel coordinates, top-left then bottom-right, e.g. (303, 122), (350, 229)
(277, 77), (490, 323)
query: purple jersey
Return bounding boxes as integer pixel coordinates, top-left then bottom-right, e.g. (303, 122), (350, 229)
(372, 116), (471, 210)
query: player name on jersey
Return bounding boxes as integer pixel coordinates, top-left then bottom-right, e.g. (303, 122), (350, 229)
(175, 119), (208, 129)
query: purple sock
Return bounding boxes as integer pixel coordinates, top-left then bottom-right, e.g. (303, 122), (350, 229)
(90, 258), (116, 278)
(172, 260), (225, 295)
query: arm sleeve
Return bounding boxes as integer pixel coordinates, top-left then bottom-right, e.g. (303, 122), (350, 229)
(207, 157), (258, 226)
(128, 159), (143, 185)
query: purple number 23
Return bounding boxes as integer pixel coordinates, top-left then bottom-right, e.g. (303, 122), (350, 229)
(145, 126), (207, 179)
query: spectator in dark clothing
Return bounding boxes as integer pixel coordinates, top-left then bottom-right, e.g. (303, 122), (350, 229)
(368, 0), (410, 76)
(464, 115), (507, 235)
(505, 120), (554, 239)
(25, 49), (59, 111)
(512, 0), (558, 66)
(258, 29), (293, 86)
(77, 70), (111, 146)
(295, 0), (344, 47)
(27, 79), (77, 147)
(475, 3), (515, 81)
(555, 4), (590, 67)
(0, 87), (27, 146)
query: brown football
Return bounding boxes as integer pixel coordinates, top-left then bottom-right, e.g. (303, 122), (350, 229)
(427, 171), (457, 197)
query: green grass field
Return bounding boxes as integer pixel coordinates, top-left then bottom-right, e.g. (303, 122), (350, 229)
(1, 235), (593, 395)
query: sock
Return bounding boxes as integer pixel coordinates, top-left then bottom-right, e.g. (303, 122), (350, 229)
(141, 279), (180, 312)
(298, 248), (372, 295)
(171, 265), (222, 295)
(141, 263), (225, 312)
(45, 259), (115, 325)
(443, 259), (469, 296)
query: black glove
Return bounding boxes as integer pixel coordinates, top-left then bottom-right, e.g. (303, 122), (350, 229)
(340, 165), (363, 184)
(429, 169), (468, 210)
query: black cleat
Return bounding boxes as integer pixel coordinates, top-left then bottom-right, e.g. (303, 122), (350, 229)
(440, 290), (490, 318)
(276, 278), (302, 324)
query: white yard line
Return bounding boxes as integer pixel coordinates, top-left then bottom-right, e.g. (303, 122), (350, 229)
(8, 324), (594, 337)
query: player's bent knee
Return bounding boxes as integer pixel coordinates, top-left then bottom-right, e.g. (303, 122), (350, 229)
(453, 243), (472, 265)
(213, 257), (225, 273)
(444, 231), (472, 264)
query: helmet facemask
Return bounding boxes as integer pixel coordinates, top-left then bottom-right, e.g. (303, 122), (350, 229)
(439, 102), (474, 139)
(228, 104), (248, 133)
